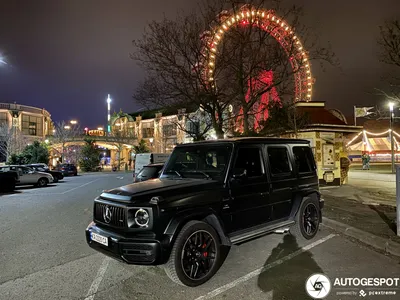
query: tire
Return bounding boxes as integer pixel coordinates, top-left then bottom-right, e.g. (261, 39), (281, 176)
(74, 172), (78, 176)
(37, 178), (48, 188)
(53, 177), (58, 183)
(164, 220), (222, 287)
(290, 196), (321, 241)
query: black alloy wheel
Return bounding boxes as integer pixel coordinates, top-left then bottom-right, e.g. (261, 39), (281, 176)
(290, 196), (320, 240)
(181, 230), (217, 281)
(165, 221), (222, 287)
(302, 203), (319, 237)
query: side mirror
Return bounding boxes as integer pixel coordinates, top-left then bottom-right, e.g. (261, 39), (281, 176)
(232, 168), (247, 180)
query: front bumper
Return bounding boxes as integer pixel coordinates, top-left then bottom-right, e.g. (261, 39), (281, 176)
(85, 222), (165, 265)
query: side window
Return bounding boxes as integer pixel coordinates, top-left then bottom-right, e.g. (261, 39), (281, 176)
(233, 147), (263, 177)
(293, 146), (315, 173)
(21, 167), (30, 174)
(267, 147), (291, 175)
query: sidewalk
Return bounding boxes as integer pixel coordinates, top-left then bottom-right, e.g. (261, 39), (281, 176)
(320, 187), (400, 257)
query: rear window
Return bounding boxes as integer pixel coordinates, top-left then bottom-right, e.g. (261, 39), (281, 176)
(293, 146), (316, 173)
(138, 166), (161, 178)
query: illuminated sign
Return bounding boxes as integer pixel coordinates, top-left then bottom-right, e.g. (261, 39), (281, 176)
(88, 130), (105, 136)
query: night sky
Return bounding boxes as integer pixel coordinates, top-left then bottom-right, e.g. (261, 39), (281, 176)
(0, 0), (398, 128)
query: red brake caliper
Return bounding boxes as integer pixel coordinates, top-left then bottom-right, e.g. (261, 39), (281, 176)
(202, 243), (208, 257)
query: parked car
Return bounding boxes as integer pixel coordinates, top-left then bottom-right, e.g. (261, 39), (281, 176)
(57, 164), (78, 176)
(0, 170), (19, 192)
(134, 153), (170, 176)
(85, 138), (323, 287)
(0, 165), (53, 187)
(25, 164), (64, 183)
(133, 163), (164, 183)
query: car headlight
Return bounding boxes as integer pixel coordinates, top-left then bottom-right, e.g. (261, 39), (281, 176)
(134, 208), (150, 227)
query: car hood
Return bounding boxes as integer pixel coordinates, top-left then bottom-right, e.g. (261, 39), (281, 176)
(98, 178), (220, 204)
(37, 171), (53, 177)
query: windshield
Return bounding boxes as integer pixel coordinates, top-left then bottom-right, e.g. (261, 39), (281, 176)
(161, 144), (232, 181)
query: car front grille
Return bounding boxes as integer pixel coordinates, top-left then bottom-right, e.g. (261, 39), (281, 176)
(94, 203), (126, 227)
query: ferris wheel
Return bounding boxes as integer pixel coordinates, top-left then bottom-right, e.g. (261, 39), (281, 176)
(198, 5), (314, 103)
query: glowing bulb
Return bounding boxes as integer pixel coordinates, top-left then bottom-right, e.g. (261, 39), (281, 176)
(246, 12), (250, 17)
(223, 25), (227, 29)
(272, 16), (275, 21)
(261, 12), (265, 17)
(209, 62), (214, 66)
(251, 11), (255, 15)
(298, 47), (303, 50)
(285, 26), (289, 31)
(216, 35), (221, 39)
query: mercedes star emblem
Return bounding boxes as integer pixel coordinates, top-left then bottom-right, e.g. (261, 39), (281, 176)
(103, 206), (112, 223)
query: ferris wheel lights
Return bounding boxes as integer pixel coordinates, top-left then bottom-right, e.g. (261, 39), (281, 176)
(251, 11), (255, 15)
(285, 26), (289, 31)
(298, 47), (303, 50)
(293, 35), (297, 40)
(241, 12), (245, 18)
(272, 16), (275, 21)
(215, 35), (221, 39)
(222, 25), (227, 30)
(306, 70), (310, 73)
(209, 62), (214, 66)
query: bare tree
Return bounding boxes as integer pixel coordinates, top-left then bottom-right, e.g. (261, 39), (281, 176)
(0, 124), (27, 162)
(132, 0), (337, 137)
(131, 0), (232, 139)
(52, 121), (82, 162)
(377, 19), (400, 102)
(378, 19), (400, 68)
(106, 121), (137, 169)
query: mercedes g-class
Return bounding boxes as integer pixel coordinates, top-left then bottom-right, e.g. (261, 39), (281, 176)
(85, 138), (323, 286)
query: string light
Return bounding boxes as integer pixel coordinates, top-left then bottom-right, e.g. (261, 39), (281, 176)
(204, 7), (313, 102)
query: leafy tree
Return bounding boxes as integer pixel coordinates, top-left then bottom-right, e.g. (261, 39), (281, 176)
(7, 153), (27, 165)
(133, 139), (150, 154)
(21, 141), (50, 164)
(78, 138), (100, 172)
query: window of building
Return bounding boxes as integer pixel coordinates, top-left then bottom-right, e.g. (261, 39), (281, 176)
(233, 147), (264, 177)
(186, 121), (199, 135)
(267, 147), (291, 175)
(22, 115), (42, 136)
(0, 112), (7, 125)
(163, 124), (177, 137)
(141, 121), (154, 138)
(293, 146), (315, 173)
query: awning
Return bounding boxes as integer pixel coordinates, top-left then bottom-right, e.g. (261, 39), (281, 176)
(348, 137), (399, 152)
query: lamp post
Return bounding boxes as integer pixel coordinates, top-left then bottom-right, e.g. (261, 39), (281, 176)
(389, 102), (395, 174)
(107, 94), (112, 134)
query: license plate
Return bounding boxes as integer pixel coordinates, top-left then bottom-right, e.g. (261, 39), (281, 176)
(91, 232), (108, 246)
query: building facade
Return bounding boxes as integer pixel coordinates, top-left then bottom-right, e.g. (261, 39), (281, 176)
(0, 102), (53, 162)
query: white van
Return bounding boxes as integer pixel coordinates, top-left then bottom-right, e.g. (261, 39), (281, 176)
(134, 153), (170, 175)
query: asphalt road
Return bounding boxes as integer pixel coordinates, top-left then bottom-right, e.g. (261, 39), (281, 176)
(1, 174), (400, 300)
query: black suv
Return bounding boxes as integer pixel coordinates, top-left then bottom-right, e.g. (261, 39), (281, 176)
(85, 138), (323, 286)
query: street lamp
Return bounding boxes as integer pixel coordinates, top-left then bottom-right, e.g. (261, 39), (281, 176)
(149, 137), (154, 150)
(107, 94), (112, 134)
(70, 120), (78, 125)
(389, 102), (395, 174)
(64, 125), (71, 130)
(0, 54), (7, 65)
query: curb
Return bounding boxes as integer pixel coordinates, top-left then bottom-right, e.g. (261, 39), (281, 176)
(322, 217), (400, 257)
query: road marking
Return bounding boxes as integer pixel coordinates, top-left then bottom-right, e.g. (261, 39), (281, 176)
(195, 233), (336, 300)
(84, 257), (111, 300)
(61, 179), (101, 194)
